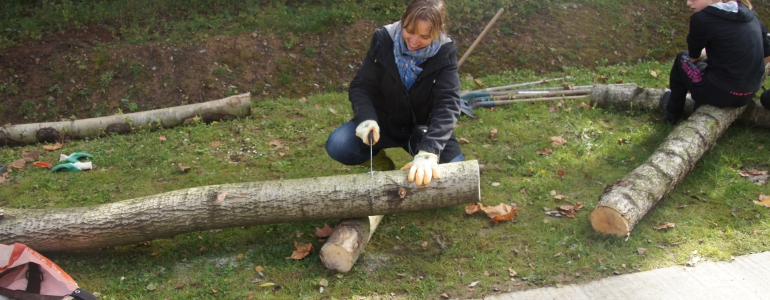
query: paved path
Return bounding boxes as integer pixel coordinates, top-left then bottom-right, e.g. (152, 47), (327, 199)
(486, 251), (770, 300)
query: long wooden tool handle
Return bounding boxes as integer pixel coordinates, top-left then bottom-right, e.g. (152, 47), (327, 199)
(457, 8), (504, 68)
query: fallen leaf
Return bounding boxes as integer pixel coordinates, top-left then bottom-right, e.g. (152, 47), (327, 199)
(268, 139), (284, 148)
(22, 150), (41, 161)
(159, 135), (166, 142)
(214, 192), (228, 205)
(491, 182), (500, 187)
(459, 137), (470, 144)
(596, 76), (608, 83)
(754, 193), (770, 207)
(650, 70), (659, 77)
(474, 79), (484, 87)
(480, 203), (519, 225)
(177, 163), (190, 173)
(557, 169), (565, 177)
(287, 241), (313, 260)
(329, 108), (337, 114)
(174, 283), (185, 289)
(468, 281), (480, 288)
(9, 158), (27, 170)
(255, 266), (264, 272)
(259, 283), (276, 287)
(637, 247), (647, 256)
(236, 253), (244, 260)
(562, 82), (574, 90)
(615, 80), (623, 84)
(554, 252), (563, 258)
(489, 128), (497, 138)
(579, 102), (592, 109)
(548, 100), (564, 112)
(298, 97), (307, 103)
(536, 148), (553, 155)
(421, 241), (428, 248)
(316, 224), (335, 238)
(42, 143), (63, 151)
(550, 136), (567, 147)
(211, 141), (224, 147)
(212, 289), (218, 293)
(553, 195), (567, 200)
(319, 278), (328, 287)
(146, 283), (157, 291)
(33, 162), (53, 168)
(653, 222), (676, 230)
(465, 203), (482, 215)
(441, 293), (450, 299)
(508, 268), (517, 277)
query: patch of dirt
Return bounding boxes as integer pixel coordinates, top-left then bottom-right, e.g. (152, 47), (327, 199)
(0, 3), (708, 125)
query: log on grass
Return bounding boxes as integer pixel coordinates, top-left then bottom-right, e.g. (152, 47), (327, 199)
(0, 161), (480, 252)
(590, 84), (770, 128)
(320, 215), (383, 272)
(590, 105), (747, 237)
(0, 93), (251, 146)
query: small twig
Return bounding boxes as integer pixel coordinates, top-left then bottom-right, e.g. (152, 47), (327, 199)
(435, 236), (447, 249)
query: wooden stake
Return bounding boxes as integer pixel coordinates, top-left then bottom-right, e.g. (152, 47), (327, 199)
(457, 8), (504, 68)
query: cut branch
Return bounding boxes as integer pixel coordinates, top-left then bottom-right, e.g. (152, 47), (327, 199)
(590, 104), (746, 236)
(0, 161), (480, 252)
(0, 93), (251, 146)
(320, 215), (383, 272)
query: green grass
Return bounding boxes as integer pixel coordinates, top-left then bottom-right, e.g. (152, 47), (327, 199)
(1, 62), (769, 299)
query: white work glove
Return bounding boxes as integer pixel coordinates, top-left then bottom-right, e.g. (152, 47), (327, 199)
(355, 120), (380, 145)
(400, 150), (440, 186)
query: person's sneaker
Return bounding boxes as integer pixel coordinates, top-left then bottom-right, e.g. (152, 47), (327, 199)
(661, 91), (682, 124)
(360, 149), (396, 171)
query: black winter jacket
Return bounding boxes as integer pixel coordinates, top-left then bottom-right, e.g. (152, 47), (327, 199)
(349, 26), (461, 159)
(687, 3), (770, 93)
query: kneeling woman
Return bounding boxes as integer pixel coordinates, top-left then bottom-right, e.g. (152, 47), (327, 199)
(326, 0), (463, 186)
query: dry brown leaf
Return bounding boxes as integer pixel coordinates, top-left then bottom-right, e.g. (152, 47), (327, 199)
(316, 224), (335, 238)
(596, 76), (609, 83)
(650, 70), (659, 77)
(329, 108), (337, 114)
(615, 80), (623, 84)
(489, 128), (497, 138)
(556, 205), (579, 218)
(653, 222), (676, 230)
(550, 136), (567, 147)
(562, 82), (574, 90)
(579, 102), (592, 109)
(553, 195), (567, 200)
(9, 158), (27, 170)
(214, 192), (228, 205)
(557, 169), (565, 177)
(268, 139), (284, 148)
(298, 97), (307, 103)
(177, 163), (190, 173)
(536, 148), (553, 155)
(481, 203), (519, 225)
(287, 241), (313, 260)
(174, 282), (185, 289)
(474, 78), (484, 87)
(42, 143), (63, 151)
(211, 141), (224, 147)
(465, 203), (482, 215)
(459, 137), (470, 144)
(548, 100), (564, 112)
(159, 135), (166, 142)
(508, 268), (517, 277)
(754, 193), (770, 207)
(739, 168), (767, 177)
(236, 253), (244, 260)
(255, 266), (264, 272)
(22, 149), (41, 161)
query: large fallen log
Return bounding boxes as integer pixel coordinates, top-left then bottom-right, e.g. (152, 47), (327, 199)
(589, 103), (747, 237)
(590, 84), (770, 127)
(0, 161), (480, 252)
(320, 215), (383, 272)
(0, 93), (252, 146)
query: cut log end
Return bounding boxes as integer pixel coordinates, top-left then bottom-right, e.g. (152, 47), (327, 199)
(319, 243), (354, 272)
(590, 206), (631, 237)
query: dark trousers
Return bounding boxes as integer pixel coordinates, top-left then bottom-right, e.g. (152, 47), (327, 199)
(668, 51), (753, 116)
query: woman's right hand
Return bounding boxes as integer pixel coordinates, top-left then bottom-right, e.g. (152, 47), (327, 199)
(355, 120), (380, 145)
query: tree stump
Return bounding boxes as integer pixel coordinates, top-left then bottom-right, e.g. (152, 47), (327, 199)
(320, 215), (383, 272)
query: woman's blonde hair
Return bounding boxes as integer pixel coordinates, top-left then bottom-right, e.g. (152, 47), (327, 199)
(721, 0), (752, 9)
(400, 0), (446, 40)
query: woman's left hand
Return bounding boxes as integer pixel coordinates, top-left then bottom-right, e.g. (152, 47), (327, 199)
(401, 150), (440, 186)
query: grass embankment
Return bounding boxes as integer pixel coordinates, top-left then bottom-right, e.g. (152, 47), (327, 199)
(2, 64), (769, 299)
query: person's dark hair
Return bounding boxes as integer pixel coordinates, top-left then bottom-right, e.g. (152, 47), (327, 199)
(400, 0), (446, 40)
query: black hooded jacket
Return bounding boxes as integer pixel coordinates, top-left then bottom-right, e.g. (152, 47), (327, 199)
(348, 24), (461, 159)
(687, 3), (770, 93)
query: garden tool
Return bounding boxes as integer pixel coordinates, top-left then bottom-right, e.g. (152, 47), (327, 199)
(368, 131), (375, 206)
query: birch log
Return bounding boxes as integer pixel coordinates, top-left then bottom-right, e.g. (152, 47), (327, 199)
(590, 84), (770, 127)
(320, 215), (383, 272)
(590, 105), (747, 236)
(0, 161), (479, 252)
(0, 93), (251, 146)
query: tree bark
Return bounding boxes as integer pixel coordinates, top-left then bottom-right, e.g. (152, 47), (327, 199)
(590, 104), (746, 237)
(319, 215), (383, 272)
(0, 93), (251, 146)
(0, 161), (480, 252)
(590, 84), (770, 128)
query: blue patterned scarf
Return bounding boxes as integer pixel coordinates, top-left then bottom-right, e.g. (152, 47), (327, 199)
(393, 24), (441, 90)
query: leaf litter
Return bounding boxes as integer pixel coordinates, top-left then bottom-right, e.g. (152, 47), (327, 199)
(465, 203), (518, 224)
